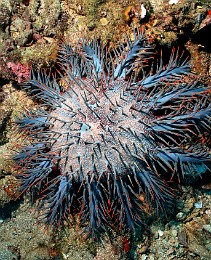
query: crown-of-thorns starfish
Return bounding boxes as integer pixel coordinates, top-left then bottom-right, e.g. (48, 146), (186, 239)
(14, 29), (211, 237)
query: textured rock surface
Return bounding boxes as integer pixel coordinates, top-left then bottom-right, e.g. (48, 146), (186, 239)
(0, 0), (211, 78)
(0, 199), (53, 260)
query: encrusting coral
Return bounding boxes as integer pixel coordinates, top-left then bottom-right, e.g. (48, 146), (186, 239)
(13, 29), (211, 237)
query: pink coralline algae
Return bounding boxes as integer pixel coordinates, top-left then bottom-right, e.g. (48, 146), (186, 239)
(7, 62), (30, 82)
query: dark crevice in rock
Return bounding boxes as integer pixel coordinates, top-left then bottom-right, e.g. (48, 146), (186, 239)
(0, 198), (22, 221)
(191, 24), (211, 52)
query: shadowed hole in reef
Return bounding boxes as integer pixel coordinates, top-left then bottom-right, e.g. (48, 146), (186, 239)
(0, 198), (22, 220)
(191, 170), (211, 192)
(191, 24), (211, 52)
(153, 44), (191, 67)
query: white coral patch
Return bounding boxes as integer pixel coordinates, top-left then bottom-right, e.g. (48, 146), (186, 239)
(140, 4), (147, 19)
(169, 0), (179, 4)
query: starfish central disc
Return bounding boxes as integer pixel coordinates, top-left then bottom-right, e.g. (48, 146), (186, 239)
(50, 80), (146, 177)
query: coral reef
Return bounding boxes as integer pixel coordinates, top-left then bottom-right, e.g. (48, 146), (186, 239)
(0, 0), (65, 80)
(13, 29), (211, 237)
(1, 0), (211, 81)
(0, 83), (35, 173)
